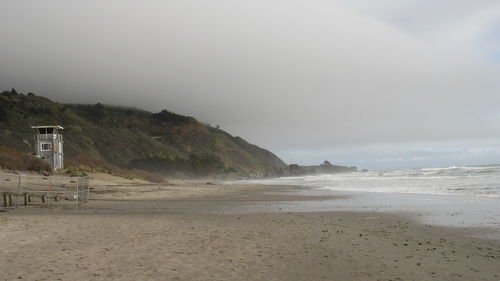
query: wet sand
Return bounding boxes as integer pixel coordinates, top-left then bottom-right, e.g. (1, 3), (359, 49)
(1, 176), (499, 281)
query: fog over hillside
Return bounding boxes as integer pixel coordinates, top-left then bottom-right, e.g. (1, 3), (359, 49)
(1, 0), (500, 169)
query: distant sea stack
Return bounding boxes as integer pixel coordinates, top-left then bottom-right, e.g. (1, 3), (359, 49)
(286, 160), (357, 176)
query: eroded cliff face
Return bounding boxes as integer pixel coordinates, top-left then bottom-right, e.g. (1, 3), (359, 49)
(0, 89), (286, 177)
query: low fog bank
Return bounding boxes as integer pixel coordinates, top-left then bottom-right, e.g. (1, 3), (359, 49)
(2, 0), (500, 169)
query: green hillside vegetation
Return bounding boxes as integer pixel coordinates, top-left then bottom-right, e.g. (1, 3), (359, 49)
(0, 89), (287, 179)
(0, 146), (52, 172)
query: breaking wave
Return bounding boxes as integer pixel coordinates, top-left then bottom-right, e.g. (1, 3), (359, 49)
(241, 165), (500, 198)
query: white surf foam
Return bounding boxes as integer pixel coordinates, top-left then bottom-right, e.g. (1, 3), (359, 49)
(240, 165), (500, 198)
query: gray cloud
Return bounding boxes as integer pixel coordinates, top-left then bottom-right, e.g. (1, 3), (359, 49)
(1, 0), (500, 169)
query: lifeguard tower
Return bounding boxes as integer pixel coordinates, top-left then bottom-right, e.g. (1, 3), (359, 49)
(32, 125), (64, 170)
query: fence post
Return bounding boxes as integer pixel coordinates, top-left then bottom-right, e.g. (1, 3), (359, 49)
(75, 178), (79, 209)
(47, 176), (51, 207)
(16, 175), (21, 207)
(85, 176), (91, 202)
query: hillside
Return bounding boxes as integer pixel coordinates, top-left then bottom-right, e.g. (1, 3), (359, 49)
(0, 89), (287, 178)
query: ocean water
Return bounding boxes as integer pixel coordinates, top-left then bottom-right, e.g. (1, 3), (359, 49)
(243, 165), (500, 198)
(235, 166), (500, 231)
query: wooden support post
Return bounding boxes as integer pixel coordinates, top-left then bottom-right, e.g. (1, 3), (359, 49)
(41, 194), (46, 203)
(8, 193), (13, 206)
(3, 192), (7, 207)
(75, 180), (79, 209)
(23, 193), (28, 206)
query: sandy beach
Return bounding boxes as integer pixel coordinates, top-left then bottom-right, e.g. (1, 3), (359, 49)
(1, 174), (499, 281)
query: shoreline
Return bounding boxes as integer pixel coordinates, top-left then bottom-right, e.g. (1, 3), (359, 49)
(1, 178), (500, 280)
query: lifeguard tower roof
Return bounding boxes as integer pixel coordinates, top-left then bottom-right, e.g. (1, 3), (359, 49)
(31, 125), (64, 130)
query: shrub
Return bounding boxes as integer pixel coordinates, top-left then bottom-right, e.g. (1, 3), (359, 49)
(0, 146), (52, 172)
(128, 154), (225, 177)
(153, 109), (195, 125)
(130, 169), (165, 183)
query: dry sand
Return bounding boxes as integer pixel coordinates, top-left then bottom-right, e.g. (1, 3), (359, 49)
(1, 175), (499, 281)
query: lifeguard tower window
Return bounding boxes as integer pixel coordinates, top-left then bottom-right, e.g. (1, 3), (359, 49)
(38, 128), (54, 134)
(41, 143), (52, 151)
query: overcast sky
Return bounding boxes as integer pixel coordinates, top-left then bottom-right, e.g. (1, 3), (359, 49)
(1, 0), (500, 170)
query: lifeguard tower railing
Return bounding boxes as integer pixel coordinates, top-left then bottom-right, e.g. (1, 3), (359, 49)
(0, 172), (90, 209)
(34, 134), (63, 141)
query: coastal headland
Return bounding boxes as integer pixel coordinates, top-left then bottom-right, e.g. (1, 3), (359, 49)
(1, 173), (499, 281)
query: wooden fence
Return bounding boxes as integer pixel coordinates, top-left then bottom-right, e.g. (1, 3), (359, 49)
(0, 172), (91, 209)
